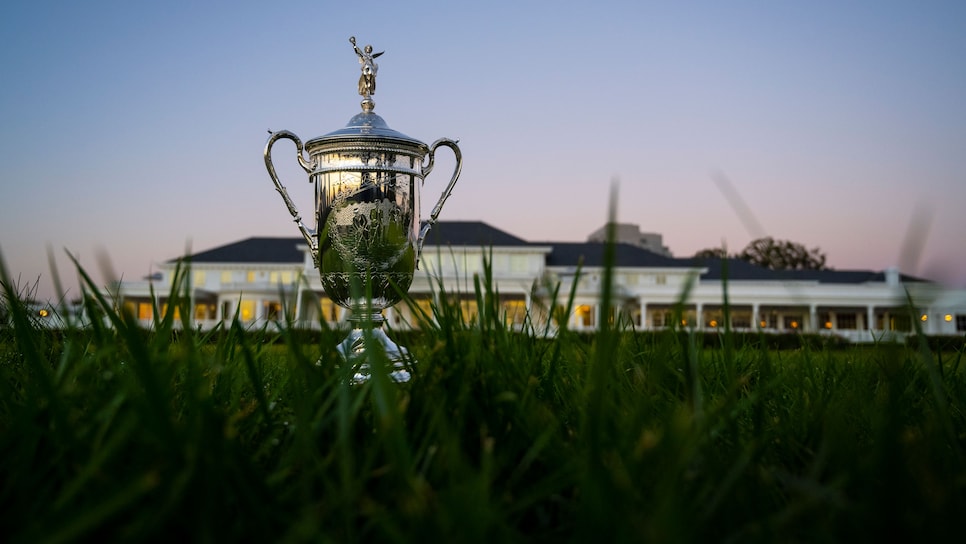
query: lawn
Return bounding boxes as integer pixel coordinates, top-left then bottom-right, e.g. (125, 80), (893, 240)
(1, 260), (965, 543)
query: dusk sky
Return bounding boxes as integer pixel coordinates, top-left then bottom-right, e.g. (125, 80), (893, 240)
(2, 1), (965, 302)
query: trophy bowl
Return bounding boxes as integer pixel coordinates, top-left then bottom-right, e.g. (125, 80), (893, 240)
(264, 38), (461, 382)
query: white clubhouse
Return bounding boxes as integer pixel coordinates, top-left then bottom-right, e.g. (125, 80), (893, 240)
(114, 221), (966, 341)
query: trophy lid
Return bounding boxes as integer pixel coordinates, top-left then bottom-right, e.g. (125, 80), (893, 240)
(311, 110), (425, 147)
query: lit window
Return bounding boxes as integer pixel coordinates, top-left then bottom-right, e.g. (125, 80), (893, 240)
(239, 300), (255, 321)
(161, 304), (181, 320)
(246, 271), (256, 283)
(194, 304), (214, 320)
(268, 271), (293, 284)
(264, 301), (282, 321)
(460, 299), (479, 323)
(655, 274), (667, 285)
(193, 271), (206, 287)
(502, 299), (527, 326)
(221, 271), (232, 284)
(416, 298), (434, 320)
(320, 297), (341, 322)
(575, 305), (595, 327)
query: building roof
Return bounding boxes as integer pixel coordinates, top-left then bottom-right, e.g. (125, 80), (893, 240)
(545, 242), (689, 268)
(688, 257), (928, 284)
(170, 221), (925, 286)
(174, 221), (529, 264)
(423, 221), (530, 246)
(176, 237), (305, 264)
(776, 269), (927, 284)
(687, 257), (779, 281)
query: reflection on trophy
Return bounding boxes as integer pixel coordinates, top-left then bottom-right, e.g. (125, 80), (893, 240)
(264, 37), (462, 382)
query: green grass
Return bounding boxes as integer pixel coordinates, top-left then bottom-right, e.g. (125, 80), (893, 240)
(1, 254), (965, 543)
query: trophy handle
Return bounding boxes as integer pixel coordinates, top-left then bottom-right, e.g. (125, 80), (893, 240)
(264, 130), (317, 253)
(417, 138), (463, 258)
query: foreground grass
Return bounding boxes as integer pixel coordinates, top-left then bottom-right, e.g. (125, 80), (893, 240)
(1, 265), (965, 542)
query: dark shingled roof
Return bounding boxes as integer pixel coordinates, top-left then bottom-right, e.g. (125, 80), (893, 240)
(422, 221), (530, 247)
(545, 242), (689, 268)
(774, 269), (928, 284)
(688, 257), (929, 284)
(169, 221), (927, 286)
(173, 222), (527, 264)
(687, 257), (782, 281)
(176, 237), (305, 264)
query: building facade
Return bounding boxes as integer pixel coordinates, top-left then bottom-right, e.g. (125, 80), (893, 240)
(114, 221), (966, 341)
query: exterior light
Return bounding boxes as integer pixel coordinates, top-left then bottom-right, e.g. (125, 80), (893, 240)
(790, 321), (798, 329)
(945, 314), (953, 322)
(760, 320), (767, 328)
(825, 321), (833, 329)
(38, 309), (49, 318)
(920, 314), (928, 322)
(709, 320), (718, 328)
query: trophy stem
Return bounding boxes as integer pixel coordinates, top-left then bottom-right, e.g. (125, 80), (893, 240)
(337, 309), (412, 384)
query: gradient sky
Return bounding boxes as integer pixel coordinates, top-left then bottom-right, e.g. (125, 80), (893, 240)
(2, 0), (965, 302)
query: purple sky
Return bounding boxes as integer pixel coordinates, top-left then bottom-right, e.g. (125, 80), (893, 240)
(2, 1), (965, 302)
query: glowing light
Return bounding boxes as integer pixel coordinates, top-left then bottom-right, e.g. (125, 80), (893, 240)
(709, 320), (718, 328)
(38, 309), (49, 317)
(945, 314), (953, 322)
(825, 321), (833, 329)
(920, 314), (928, 322)
(790, 321), (799, 329)
(760, 320), (767, 328)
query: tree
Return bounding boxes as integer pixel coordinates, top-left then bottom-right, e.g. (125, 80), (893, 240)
(692, 237), (828, 271)
(738, 237), (828, 271)
(693, 247), (729, 260)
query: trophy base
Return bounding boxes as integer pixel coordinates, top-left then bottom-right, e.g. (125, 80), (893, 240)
(337, 326), (412, 384)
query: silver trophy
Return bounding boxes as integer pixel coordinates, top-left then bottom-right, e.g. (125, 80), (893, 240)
(264, 37), (462, 381)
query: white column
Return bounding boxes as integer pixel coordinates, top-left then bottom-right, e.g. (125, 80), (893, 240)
(294, 284), (304, 325)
